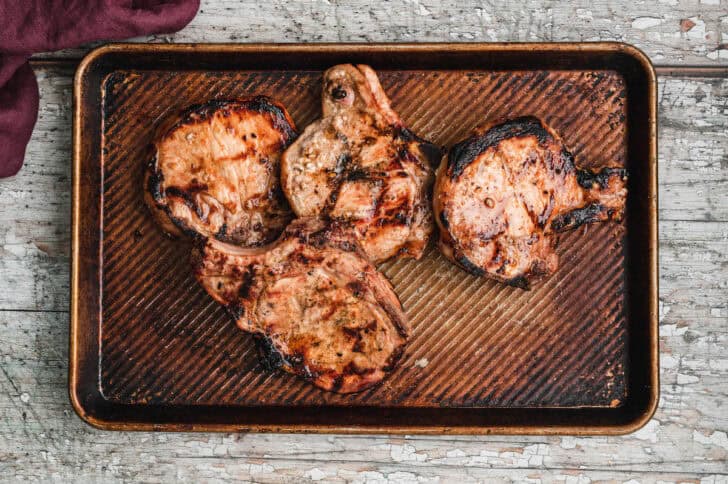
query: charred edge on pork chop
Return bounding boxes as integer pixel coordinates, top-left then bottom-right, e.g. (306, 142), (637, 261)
(145, 96), (297, 246)
(190, 218), (409, 393)
(435, 116), (627, 289)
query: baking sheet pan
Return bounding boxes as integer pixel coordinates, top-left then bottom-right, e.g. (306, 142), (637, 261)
(71, 43), (658, 433)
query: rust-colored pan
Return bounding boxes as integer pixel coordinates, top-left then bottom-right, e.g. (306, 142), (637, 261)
(71, 43), (658, 433)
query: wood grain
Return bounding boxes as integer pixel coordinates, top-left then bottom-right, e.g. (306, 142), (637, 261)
(0, 56), (726, 483)
(29, 1), (728, 66)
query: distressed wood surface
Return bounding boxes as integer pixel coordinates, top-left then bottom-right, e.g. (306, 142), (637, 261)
(30, 1), (728, 65)
(2, 10), (728, 481)
(0, 64), (725, 483)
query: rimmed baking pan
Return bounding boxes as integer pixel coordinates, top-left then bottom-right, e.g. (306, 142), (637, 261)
(71, 43), (658, 433)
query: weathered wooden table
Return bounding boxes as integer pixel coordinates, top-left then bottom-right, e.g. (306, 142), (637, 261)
(1, 2), (726, 482)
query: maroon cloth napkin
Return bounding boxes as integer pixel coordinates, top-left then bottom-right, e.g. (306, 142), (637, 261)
(0, 0), (200, 178)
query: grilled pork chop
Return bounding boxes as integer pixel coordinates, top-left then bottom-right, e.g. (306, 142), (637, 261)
(281, 64), (441, 264)
(192, 218), (409, 393)
(434, 116), (627, 289)
(145, 97), (297, 246)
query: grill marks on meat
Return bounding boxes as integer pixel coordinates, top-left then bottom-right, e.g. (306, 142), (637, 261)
(192, 218), (409, 393)
(281, 64), (440, 264)
(145, 97), (297, 246)
(434, 116), (627, 289)
(146, 86), (413, 393)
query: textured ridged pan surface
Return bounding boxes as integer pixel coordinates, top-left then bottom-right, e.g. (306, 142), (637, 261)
(100, 69), (627, 408)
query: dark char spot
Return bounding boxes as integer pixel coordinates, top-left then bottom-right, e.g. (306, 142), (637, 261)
(256, 336), (287, 371)
(165, 187), (204, 219)
(439, 211), (450, 229)
(147, 157), (164, 201)
(576, 167), (628, 190)
(550, 202), (607, 232)
(398, 128), (442, 168)
(237, 270), (255, 299)
(505, 276), (530, 290)
(226, 303), (246, 321)
(456, 253), (485, 276)
(448, 116), (552, 179)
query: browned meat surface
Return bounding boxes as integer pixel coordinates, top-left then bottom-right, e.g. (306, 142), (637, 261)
(192, 218), (409, 393)
(281, 64), (440, 264)
(145, 97), (297, 246)
(434, 116), (627, 289)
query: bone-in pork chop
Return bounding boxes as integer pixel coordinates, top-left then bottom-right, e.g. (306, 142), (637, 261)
(281, 65), (440, 264)
(434, 116), (627, 289)
(192, 218), (409, 393)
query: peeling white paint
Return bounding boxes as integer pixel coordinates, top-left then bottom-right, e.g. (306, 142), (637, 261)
(677, 373), (700, 384)
(659, 300), (671, 322)
(706, 49), (728, 60)
(564, 476), (592, 484)
(661, 323), (688, 337)
(708, 359), (728, 371)
(693, 430), (728, 451)
(576, 9), (593, 21)
(390, 444), (428, 463)
(353, 471), (387, 484)
(405, 0), (432, 16)
(386, 471), (436, 484)
(560, 436), (577, 449)
(661, 355), (679, 369)
(306, 468), (328, 481)
(446, 448), (467, 458)
(634, 419), (660, 443)
(246, 463), (275, 475)
(632, 17), (663, 30)
(685, 18), (707, 42)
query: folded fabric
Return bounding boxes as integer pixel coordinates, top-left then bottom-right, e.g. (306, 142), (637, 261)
(0, 0), (200, 178)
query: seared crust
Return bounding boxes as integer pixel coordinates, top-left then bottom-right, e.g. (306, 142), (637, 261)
(281, 64), (440, 264)
(192, 218), (409, 393)
(434, 116), (627, 289)
(145, 97), (297, 246)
